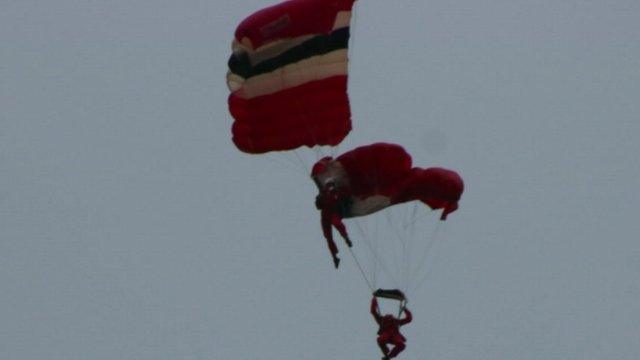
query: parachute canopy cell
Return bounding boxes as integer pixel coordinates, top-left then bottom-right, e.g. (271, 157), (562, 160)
(227, 0), (357, 153)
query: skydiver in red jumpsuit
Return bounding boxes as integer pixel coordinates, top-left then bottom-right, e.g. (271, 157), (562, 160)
(371, 297), (412, 359)
(314, 182), (352, 268)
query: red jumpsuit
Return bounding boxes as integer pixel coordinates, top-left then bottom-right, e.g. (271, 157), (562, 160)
(371, 298), (412, 359)
(315, 185), (352, 268)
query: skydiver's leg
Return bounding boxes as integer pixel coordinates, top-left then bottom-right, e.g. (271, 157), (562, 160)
(377, 335), (390, 356)
(331, 214), (352, 247)
(387, 335), (406, 358)
(321, 213), (340, 268)
(377, 339), (389, 356)
(387, 342), (405, 358)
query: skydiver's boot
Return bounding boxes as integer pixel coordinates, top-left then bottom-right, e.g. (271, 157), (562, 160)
(345, 236), (353, 248)
(333, 256), (340, 269)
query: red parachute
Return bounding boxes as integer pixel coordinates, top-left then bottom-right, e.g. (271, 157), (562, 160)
(312, 143), (463, 220)
(311, 143), (464, 268)
(227, 0), (356, 153)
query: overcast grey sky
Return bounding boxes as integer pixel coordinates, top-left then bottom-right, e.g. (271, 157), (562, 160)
(2, 1), (640, 359)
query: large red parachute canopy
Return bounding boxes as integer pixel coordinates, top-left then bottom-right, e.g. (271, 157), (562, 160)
(311, 143), (464, 220)
(227, 0), (357, 153)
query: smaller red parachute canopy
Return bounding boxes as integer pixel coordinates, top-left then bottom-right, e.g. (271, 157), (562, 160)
(311, 143), (464, 219)
(227, 0), (357, 153)
(393, 167), (464, 220)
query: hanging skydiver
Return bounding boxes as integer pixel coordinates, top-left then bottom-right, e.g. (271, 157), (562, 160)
(311, 156), (353, 268)
(313, 177), (353, 268)
(371, 295), (412, 359)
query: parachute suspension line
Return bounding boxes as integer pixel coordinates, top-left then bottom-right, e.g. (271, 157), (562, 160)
(329, 141), (341, 159)
(402, 206), (417, 292)
(347, 246), (374, 292)
(292, 149), (309, 171)
(410, 235), (443, 296)
(352, 218), (401, 289)
(384, 211), (403, 290)
(402, 210), (411, 292)
(372, 208), (380, 288)
(401, 201), (418, 230)
(352, 218), (376, 288)
(265, 153), (307, 175)
(384, 210), (410, 290)
(396, 203), (416, 289)
(288, 152), (308, 173)
(313, 146), (323, 162)
(406, 219), (440, 295)
(315, 145), (333, 163)
(408, 220), (444, 296)
(403, 203), (423, 229)
(401, 203), (421, 291)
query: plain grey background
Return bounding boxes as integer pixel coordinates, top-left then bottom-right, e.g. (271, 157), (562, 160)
(2, 0), (639, 359)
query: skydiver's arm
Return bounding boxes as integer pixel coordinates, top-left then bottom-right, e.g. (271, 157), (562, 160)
(370, 297), (381, 324)
(399, 308), (412, 325)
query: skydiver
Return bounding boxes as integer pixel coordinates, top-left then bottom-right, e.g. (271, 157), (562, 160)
(370, 297), (412, 359)
(315, 182), (352, 269)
